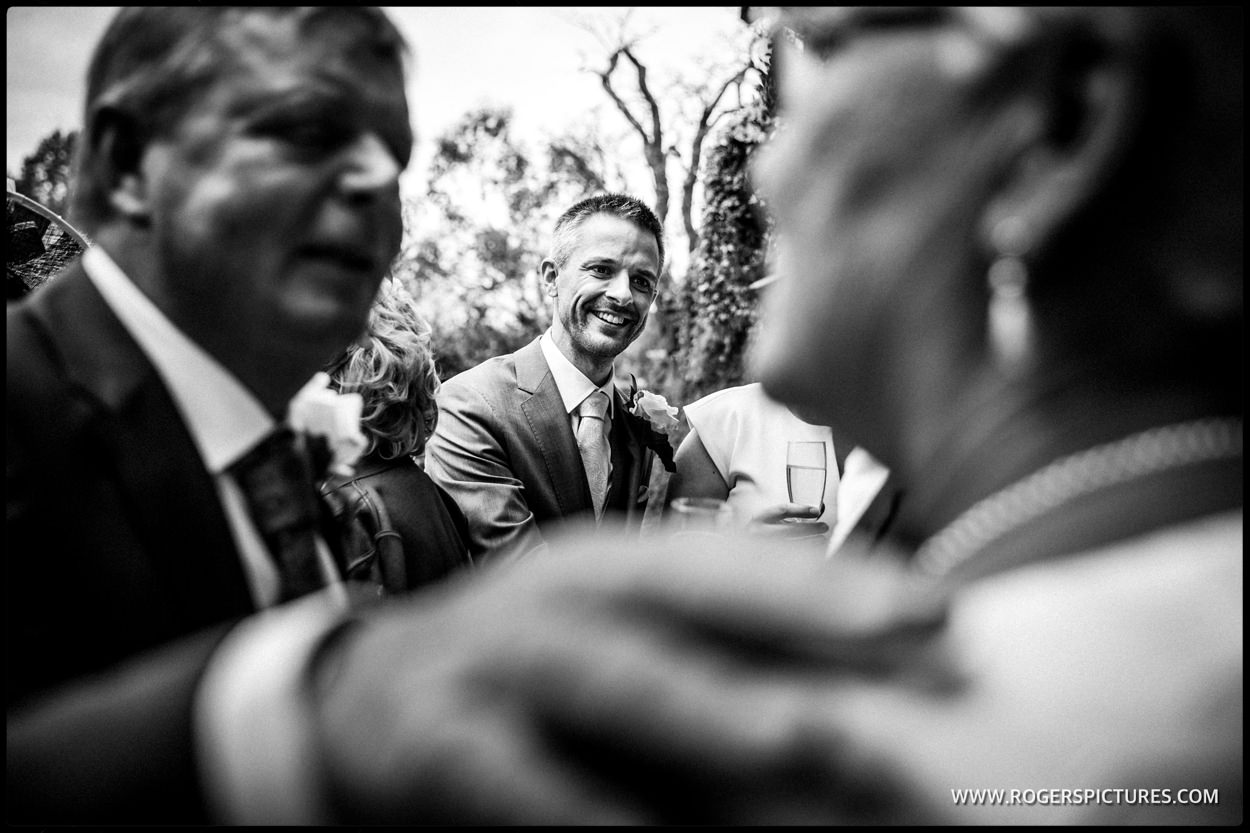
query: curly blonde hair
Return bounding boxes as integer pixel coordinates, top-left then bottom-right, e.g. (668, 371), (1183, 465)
(326, 279), (440, 460)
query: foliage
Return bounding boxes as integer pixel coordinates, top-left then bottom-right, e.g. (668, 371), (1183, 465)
(391, 15), (775, 402)
(671, 48), (776, 403)
(396, 109), (622, 379)
(578, 12), (757, 263)
(13, 129), (77, 220)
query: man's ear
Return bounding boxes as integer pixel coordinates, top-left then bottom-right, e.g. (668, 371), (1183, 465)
(89, 106), (153, 226)
(979, 32), (1138, 257)
(540, 259), (559, 297)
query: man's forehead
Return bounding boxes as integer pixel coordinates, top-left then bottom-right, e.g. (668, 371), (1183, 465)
(176, 12), (412, 162)
(573, 216), (660, 266)
(578, 214), (656, 244)
(215, 9), (404, 76)
(207, 14), (408, 105)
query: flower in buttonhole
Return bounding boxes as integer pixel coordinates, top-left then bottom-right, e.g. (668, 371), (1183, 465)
(630, 389), (680, 430)
(288, 372), (367, 478)
(626, 387), (679, 473)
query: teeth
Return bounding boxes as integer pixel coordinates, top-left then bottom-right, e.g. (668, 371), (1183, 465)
(593, 311), (628, 326)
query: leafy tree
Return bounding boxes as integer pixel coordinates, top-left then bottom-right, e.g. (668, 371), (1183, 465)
(578, 12), (754, 260)
(673, 30), (777, 402)
(398, 12), (775, 401)
(14, 129), (77, 220)
(573, 12), (762, 399)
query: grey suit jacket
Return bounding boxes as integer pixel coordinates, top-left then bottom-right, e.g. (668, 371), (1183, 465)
(425, 337), (655, 563)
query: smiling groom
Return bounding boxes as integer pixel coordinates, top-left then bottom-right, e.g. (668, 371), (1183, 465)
(426, 193), (671, 563)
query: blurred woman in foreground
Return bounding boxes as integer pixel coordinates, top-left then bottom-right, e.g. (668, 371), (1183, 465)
(753, 6), (1241, 581)
(743, 5), (1241, 821)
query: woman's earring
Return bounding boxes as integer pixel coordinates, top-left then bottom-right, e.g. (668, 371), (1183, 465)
(987, 217), (1034, 372)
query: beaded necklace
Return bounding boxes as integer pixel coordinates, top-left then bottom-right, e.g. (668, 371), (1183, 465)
(912, 417), (1243, 579)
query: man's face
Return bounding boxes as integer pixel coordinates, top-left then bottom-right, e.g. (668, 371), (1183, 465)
(142, 12), (412, 382)
(545, 213), (661, 370)
(750, 7), (1020, 440)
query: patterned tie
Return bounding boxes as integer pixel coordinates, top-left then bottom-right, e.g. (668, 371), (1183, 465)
(229, 427), (329, 603)
(576, 390), (611, 520)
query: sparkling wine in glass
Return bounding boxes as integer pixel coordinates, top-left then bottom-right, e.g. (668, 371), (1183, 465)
(786, 441), (827, 511)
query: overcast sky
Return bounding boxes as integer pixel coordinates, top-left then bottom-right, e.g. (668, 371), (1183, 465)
(7, 6), (747, 198)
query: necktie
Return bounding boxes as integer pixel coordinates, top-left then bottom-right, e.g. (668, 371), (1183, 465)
(576, 390), (611, 520)
(229, 427), (329, 603)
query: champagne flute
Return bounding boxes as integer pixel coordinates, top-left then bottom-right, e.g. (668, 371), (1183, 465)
(786, 441), (827, 516)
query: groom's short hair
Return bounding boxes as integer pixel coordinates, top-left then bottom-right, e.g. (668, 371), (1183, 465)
(548, 193), (665, 272)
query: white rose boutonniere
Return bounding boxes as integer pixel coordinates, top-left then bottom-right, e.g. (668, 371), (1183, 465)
(630, 389), (680, 430)
(627, 387), (679, 473)
(288, 371), (367, 478)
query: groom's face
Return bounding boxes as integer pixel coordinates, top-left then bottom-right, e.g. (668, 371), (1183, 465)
(545, 213), (661, 368)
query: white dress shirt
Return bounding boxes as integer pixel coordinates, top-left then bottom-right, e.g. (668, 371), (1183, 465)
(539, 330), (616, 481)
(82, 246), (343, 608)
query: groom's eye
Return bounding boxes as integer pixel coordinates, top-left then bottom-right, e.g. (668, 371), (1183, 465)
(631, 274), (656, 294)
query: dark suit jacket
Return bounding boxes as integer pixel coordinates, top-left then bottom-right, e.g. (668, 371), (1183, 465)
(8, 262), (263, 823)
(321, 452), (474, 589)
(425, 337), (656, 563)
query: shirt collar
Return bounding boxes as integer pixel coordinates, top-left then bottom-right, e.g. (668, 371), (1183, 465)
(539, 330), (616, 418)
(82, 246), (276, 473)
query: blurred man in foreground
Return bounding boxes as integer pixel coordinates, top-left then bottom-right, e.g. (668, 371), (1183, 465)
(8, 6), (411, 821)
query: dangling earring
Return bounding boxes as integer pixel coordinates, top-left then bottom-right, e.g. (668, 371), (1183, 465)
(987, 217), (1034, 372)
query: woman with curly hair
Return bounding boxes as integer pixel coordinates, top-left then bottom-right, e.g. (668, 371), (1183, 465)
(323, 278), (472, 591)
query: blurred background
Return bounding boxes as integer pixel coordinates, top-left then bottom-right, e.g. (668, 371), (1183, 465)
(8, 6), (778, 407)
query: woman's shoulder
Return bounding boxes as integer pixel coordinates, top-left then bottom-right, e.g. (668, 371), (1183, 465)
(352, 456), (437, 491)
(685, 383), (769, 425)
(332, 456), (466, 531)
(689, 382), (763, 409)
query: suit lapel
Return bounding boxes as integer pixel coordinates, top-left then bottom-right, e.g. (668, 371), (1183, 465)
(515, 338), (593, 517)
(609, 388), (654, 525)
(41, 266), (255, 621)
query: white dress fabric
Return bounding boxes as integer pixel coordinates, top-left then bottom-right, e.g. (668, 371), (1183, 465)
(683, 383), (840, 535)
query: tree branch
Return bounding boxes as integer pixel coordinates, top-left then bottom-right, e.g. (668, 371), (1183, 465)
(595, 44), (670, 223)
(621, 47), (663, 145)
(595, 49), (651, 144)
(548, 143), (607, 194)
(681, 65), (751, 253)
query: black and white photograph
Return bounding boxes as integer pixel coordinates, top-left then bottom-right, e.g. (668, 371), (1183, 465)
(7, 6), (1242, 825)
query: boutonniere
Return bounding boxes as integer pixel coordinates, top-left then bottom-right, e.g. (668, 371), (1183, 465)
(288, 372), (367, 479)
(627, 387), (679, 473)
